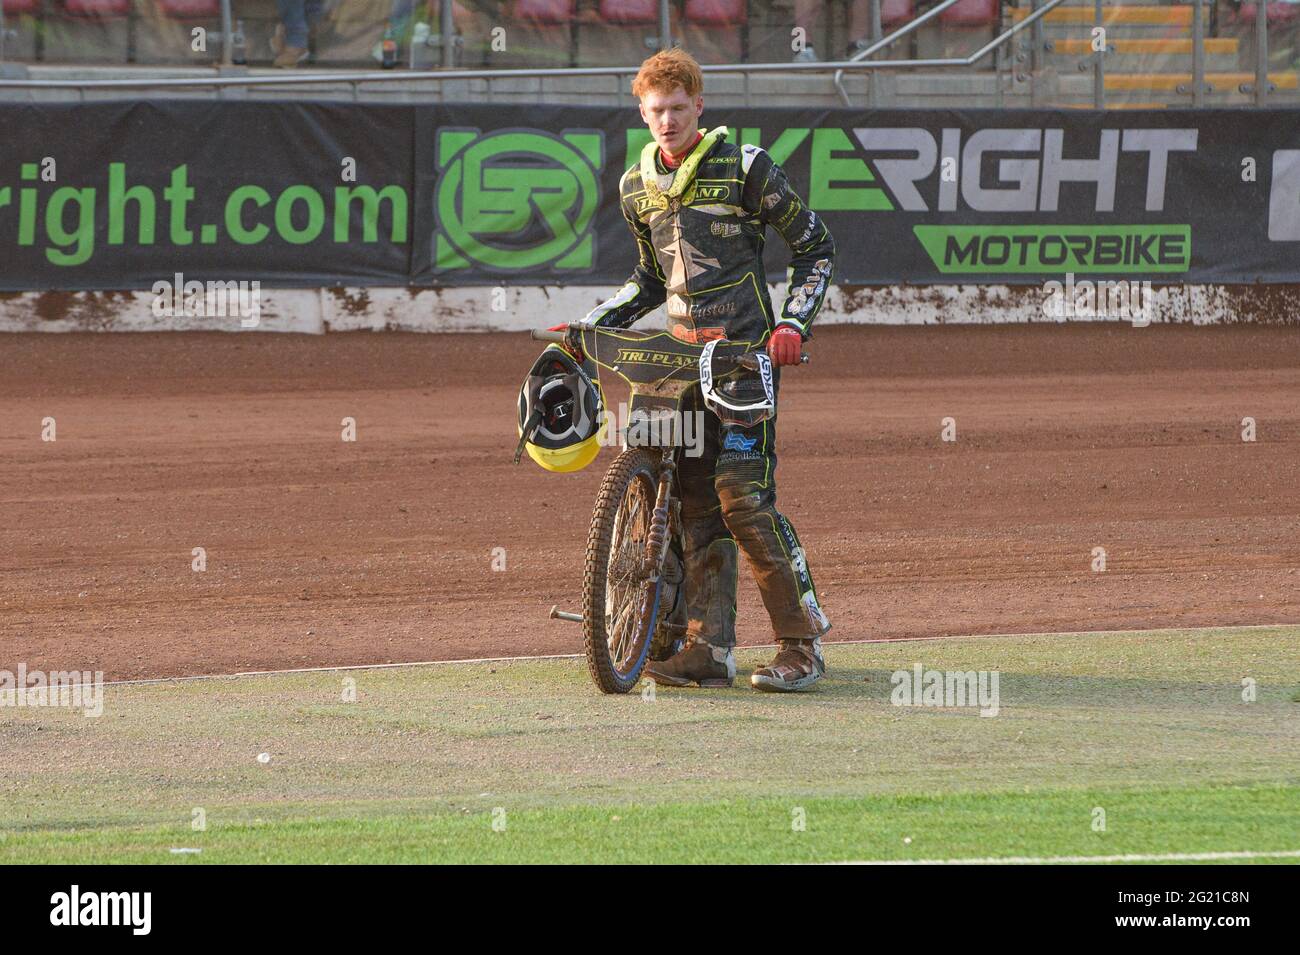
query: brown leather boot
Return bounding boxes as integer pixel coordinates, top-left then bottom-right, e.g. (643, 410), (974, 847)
(273, 46), (308, 68)
(751, 637), (826, 692)
(645, 639), (735, 688)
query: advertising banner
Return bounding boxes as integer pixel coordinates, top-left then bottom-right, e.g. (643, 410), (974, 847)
(1, 102), (1296, 290)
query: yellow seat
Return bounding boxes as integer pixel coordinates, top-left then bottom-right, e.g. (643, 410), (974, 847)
(1105, 71), (1299, 91)
(1053, 37), (1238, 55)
(1011, 5), (1193, 26)
(1047, 101), (1168, 110)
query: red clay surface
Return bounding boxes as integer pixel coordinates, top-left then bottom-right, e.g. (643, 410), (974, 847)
(2, 324), (1298, 681)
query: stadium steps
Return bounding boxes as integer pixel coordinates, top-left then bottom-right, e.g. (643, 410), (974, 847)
(1049, 69), (1298, 107)
(1047, 36), (1239, 73)
(1051, 38), (1238, 55)
(1012, 4), (1207, 45)
(1105, 70), (1298, 91)
(1013, 1), (1297, 103)
(1046, 101), (1169, 109)
(1010, 5), (1194, 27)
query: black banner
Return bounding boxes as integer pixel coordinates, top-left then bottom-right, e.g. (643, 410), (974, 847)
(1, 102), (1297, 290)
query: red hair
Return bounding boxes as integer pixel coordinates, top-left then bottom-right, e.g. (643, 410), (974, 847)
(632, 48), (704, 99)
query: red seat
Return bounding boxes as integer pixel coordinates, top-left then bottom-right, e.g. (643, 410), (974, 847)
(685, 0), (746, 27)
(1233, 2), (1300, 26)
(155, 0), (222, 16)
(2, 0), (42, 13)
(881, 0), (916, 28)
(514, 0), (574, 25)
(939, 0), (999, 27)
(599, 0), (657, 25)
(61, 0), (131, 15)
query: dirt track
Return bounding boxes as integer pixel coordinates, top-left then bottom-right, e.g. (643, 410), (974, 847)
(2, 324), (1298, 681)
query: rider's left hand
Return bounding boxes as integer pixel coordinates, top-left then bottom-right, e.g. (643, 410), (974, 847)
(548, 323), (582, 361)
(767, 325), (804, 367)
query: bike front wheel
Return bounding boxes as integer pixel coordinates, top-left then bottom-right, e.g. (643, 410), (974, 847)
(583, 447), (664, 694)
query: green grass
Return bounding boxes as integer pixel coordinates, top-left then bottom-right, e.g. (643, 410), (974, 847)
(2, 626), (1298, 863)
(2, 786), (1297, 864)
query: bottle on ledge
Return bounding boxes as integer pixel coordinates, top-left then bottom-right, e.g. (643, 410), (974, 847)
(231, 19), (247, 66)
(381, 20), (398, 69)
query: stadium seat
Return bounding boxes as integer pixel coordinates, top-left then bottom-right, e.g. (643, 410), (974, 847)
(865, 1), (918, 61)
(1231, 2), (1300, 27)
(39, 0), (133, 65)
(680, 0), (746, 63)
(61, 0), (130, 15)
(881, 0), (916, 28)
(515, 0), (574, 24)
(132, 0), (223, 66)
(684, 0), (746, 27)
(1, 0), (42, 63)
(574, 0), (665, 66)
(154, 0), (221, 16)
(930, 0), (998, 58)
(486, 0), (577, 67)
(939, 0), (998, 27)
(599, 0), (656, 25)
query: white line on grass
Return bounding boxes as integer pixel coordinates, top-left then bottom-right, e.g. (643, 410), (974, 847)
(833, 849), (1300, 865)
(39, 621), (1300, 690)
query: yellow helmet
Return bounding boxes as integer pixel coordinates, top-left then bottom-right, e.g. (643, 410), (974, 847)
(514, 345), (605, 473)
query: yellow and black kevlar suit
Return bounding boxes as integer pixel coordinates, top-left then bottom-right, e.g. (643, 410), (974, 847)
(583, 126), (834, 647)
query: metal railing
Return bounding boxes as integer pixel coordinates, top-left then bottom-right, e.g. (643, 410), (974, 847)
(0, 0), (1286, 107)
(832, 0), (1069, 107)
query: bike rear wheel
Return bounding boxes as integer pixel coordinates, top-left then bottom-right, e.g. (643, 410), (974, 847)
(583, 447), (664, 694)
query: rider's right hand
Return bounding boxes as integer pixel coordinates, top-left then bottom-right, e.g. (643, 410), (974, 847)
(766, 325), (804, 367)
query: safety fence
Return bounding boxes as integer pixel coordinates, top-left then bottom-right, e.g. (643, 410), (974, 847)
(1, 2), (1299, 108)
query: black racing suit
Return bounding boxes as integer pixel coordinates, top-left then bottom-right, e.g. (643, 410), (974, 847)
(583, 126), (834, 647)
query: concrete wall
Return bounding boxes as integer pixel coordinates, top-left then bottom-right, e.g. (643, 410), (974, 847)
(2, 282), (1296, 333)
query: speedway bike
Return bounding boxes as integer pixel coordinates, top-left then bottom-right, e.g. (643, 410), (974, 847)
(533, 323), (804, 694)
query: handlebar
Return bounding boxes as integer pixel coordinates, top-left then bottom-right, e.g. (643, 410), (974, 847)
(530, 327), (809, 367)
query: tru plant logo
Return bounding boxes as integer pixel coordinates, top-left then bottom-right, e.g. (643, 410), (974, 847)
(434, 127), (603, 272)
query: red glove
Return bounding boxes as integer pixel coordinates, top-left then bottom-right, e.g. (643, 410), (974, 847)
(767, 325), (803, 367)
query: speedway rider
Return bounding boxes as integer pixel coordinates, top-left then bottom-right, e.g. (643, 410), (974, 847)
(582, 48), (835, 692)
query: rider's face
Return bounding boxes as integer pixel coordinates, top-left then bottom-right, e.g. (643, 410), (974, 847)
(639, 87), (703, 157)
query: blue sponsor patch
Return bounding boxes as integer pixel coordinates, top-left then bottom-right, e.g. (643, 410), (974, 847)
(723, 432), (758, 453)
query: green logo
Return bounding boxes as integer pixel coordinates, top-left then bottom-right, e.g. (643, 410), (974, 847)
(913, 224), (1191, 274)
(435, 128), (602, 271)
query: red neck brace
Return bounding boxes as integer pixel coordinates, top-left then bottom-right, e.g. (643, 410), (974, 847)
(660, 130), (704, 169)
